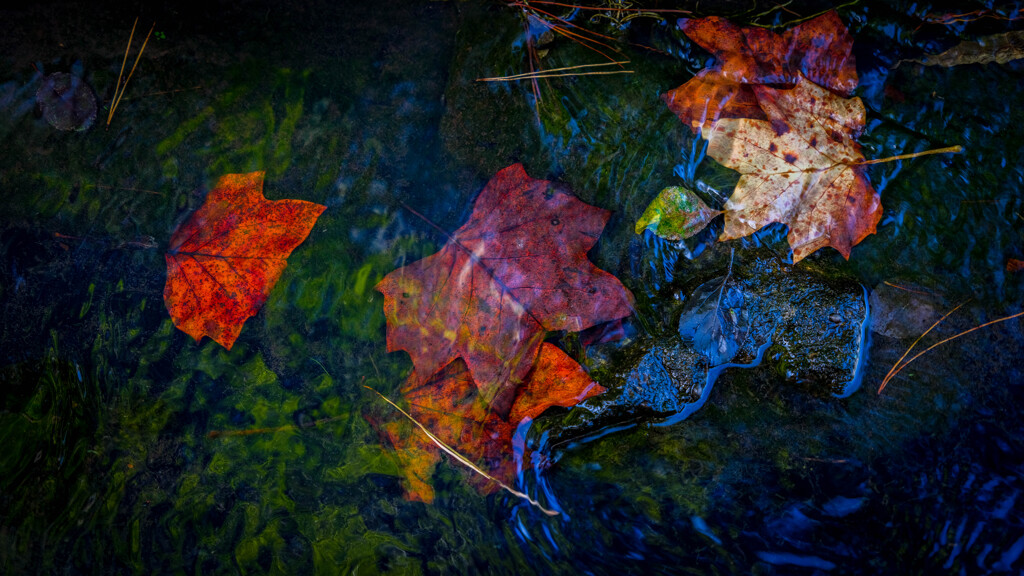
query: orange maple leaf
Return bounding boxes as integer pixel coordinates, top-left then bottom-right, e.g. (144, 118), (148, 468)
(380, 343), (604, 503)
(164, 172), (325, 349)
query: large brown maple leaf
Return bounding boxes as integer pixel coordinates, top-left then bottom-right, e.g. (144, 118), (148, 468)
(376, 164), (633, 412)
(164, 172), (326, 349)
(705, 77), (882, 262)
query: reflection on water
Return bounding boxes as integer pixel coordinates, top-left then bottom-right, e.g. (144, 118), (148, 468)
(1, 0), (1023, 573)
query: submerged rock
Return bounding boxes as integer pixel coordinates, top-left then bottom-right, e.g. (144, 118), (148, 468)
(869, 281), (939, 339)
(550, 249), (868, 433)
(36, 72), (96, 131)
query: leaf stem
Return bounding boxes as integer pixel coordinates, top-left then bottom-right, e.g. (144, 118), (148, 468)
(855, 145), (963, 166)
(365, 385), (560, 516)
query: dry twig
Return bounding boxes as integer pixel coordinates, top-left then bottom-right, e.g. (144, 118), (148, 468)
(365, 385), (559, 516)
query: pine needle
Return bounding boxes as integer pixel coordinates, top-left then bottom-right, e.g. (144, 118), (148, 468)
(879, 305), (1024, 393)
(479, 70), (634, 81)
(531, 15), (622, 64)
(882, 281), (934, 295)
(92, 184), (164, 196)
(521, 1), (692, 13)
(521, 15), (542, 112)
(477, 60), (629, 81)
(206, 415), (346, 439)
(116, 85), (202, 101)
(108, 17), (137, 125)
(365, 385), (559, 516)
(878, 300), (968, 393)
(517, 2), (625, 48)
(107, 19), (155, 127)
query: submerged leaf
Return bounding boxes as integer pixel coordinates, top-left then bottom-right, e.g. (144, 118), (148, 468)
(164, 172), (326, 349)
(662, 11), (857, 134)
(678, 272), (749, 366)
(36, 72), (97, 131)
(914, 30), (1024, 67)
(635, 186), (722, 241)
(376, 164), (633, 412)
(380, 343), (605, 502)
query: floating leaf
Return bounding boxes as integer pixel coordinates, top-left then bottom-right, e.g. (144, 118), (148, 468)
(635, 186), (722, 240)
(706, 77), (882, 262)
(164, 172), (326, 349)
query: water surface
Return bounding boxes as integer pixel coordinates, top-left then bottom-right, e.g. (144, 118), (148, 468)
(1, 0), (1023, 573)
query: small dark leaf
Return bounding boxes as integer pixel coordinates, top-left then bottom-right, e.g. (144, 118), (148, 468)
(678, 274), (749, 366)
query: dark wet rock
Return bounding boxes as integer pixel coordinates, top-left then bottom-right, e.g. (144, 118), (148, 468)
(739, 255), (868, 396)
(869, 281), (939, 339)
(618, 343), (707, 413)
(35, 72), (96, 131)
(437, 2), (551, 179)
(550, 249), (868, 432)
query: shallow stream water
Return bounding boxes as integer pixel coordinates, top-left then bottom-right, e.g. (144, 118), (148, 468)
(2, 0), (1024, 574)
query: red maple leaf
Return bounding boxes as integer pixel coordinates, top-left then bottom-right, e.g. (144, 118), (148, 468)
(164, 172), (326, 349)
(662, 10), (857, 134)
(376, 163), (633, 413)
(380, 343), (605, 503)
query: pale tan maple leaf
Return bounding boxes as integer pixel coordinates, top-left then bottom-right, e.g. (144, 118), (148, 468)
(705, 76), (882, 262)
